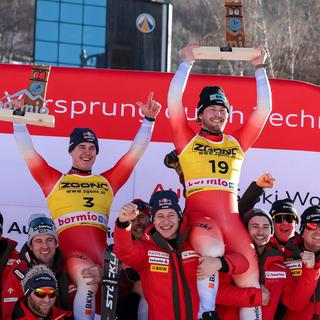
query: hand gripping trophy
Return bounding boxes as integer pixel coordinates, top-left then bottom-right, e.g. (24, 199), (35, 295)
(167, 1), (272, 319)
(193, 0), (262, 61)
(0, 65), (54, 127)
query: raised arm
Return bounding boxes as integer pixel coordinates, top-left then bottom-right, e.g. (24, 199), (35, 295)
(238, 173), (275, 217)
(13, 123), (62, 196)
(105, 92), (160, 194)
(113, 203), (147, 271)
(235, 48), (272, 152)
(167, 44), (198, 152)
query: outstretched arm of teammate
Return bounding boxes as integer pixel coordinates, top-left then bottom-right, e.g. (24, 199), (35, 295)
(235, 48), (272, 152)
(238, 173), (275, 216)
(13, 123), (61, 197)
(167, 44), (198, 152)
(106, 92), (161, 194)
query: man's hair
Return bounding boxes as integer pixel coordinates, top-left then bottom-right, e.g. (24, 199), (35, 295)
(22, 264), (57, 293)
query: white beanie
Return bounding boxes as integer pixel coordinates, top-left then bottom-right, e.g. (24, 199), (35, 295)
(28, 214), (58, 245)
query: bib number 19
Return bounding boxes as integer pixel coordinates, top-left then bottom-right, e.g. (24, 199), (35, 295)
(209, 160), (228, 174)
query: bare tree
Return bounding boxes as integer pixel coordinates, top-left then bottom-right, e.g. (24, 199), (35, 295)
(171, 0), (320, 85)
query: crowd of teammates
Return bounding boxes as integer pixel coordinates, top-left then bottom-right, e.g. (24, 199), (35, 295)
(1, 178), (320, 320)
(0, 43), (320, 320)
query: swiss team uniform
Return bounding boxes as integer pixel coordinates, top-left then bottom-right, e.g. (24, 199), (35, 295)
(167, 60), (272, 319)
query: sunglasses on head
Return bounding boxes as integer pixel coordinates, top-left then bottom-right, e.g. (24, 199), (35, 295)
(304, 223), (320, 231)
(272, 213), (296, 224)
(32, 288), (57, 299)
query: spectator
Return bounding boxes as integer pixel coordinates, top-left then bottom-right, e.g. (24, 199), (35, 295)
(1, 213), (72, 319)
(114, 190), (201, 320)
(217, 207), (318, 320)
(284, 205), (320, 319)
(114, 190), (247, 320)
(1, 213), (102, 319)
(116, 198), (151, 320)
(11, 264), (72, 319)
(0, 212), (20, 316)
(270, 198), (299, 245)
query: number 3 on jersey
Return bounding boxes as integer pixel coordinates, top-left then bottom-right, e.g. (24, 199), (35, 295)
(83, 197), (94, 207)
(209, 160), (229, 174)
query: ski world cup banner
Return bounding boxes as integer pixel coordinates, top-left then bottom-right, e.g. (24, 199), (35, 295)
(0, 63), (319, 248)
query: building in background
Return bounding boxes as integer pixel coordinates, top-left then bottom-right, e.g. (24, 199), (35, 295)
(34, 0), (172, 71)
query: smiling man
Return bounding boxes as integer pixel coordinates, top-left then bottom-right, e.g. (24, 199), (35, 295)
(1, 214), (72, 319)
(11, 264), (72, 319)
(114, 190), (200, 320)
(269, 199), (299, 246)
(284, 205), (320, 319)
(167, 44), (272, 320)
(12, 92), (161, 319)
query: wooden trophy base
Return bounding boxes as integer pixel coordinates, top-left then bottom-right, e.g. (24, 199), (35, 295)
(192, 46), (261, 61)
(0, 109), (55, 128)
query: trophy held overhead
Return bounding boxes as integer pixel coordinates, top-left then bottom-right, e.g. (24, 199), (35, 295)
(0, 65), (55, 128)
(193, 0), (261, 61)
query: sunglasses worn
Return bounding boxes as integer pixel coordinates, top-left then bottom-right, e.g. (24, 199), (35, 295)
(304, 223), (320, 231)
(273, 214), (296, 224)
(32, 288), (57, 299)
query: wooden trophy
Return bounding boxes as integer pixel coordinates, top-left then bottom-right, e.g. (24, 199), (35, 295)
(0, 65), (55, 127)
(193, 0), (260, 61)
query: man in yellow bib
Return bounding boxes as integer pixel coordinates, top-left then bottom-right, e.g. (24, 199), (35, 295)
(12, 92), (161, 319)
(167, 44), (272, 320)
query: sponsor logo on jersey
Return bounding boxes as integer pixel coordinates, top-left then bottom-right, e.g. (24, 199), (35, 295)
(149, 257), (169, 265)
(85, 290), (94, 315)
(4, 297), (18, 303)
(192, 142), (239, 158)
(290, 269), (302, 277)
(181, 250), (199, 259)
(186, 178), (235, 191)
(284, 260), (302, 270)
(150, 264), (169, 273)
(148, 250), (169, 259)
(59, 181), (109, 191)
(208, 275), (215, 288)
(265, 271), (286, 279)
(54, 212), (107, 232)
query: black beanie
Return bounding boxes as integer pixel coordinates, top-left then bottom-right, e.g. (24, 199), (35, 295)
(270, 198), (299, 223)
(300, 205), (320, 232)
(197, 86), (230, 117)
(68, 128), (99, 154)
(242, 208), (274, 234)
(149, 190), (182, 222)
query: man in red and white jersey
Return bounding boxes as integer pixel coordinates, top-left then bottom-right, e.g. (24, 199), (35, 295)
(12, 92), (161, 319)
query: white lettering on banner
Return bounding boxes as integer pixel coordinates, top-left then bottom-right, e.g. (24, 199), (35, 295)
(186, 178), (236, 191)
(148, 251), (169, 259)
(265, 271), (286, 279)
(54, 212), (107, 232)
(23, 97), (320, 131)
(181, 250), (199, 259)
(149, 257), (169, 265)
